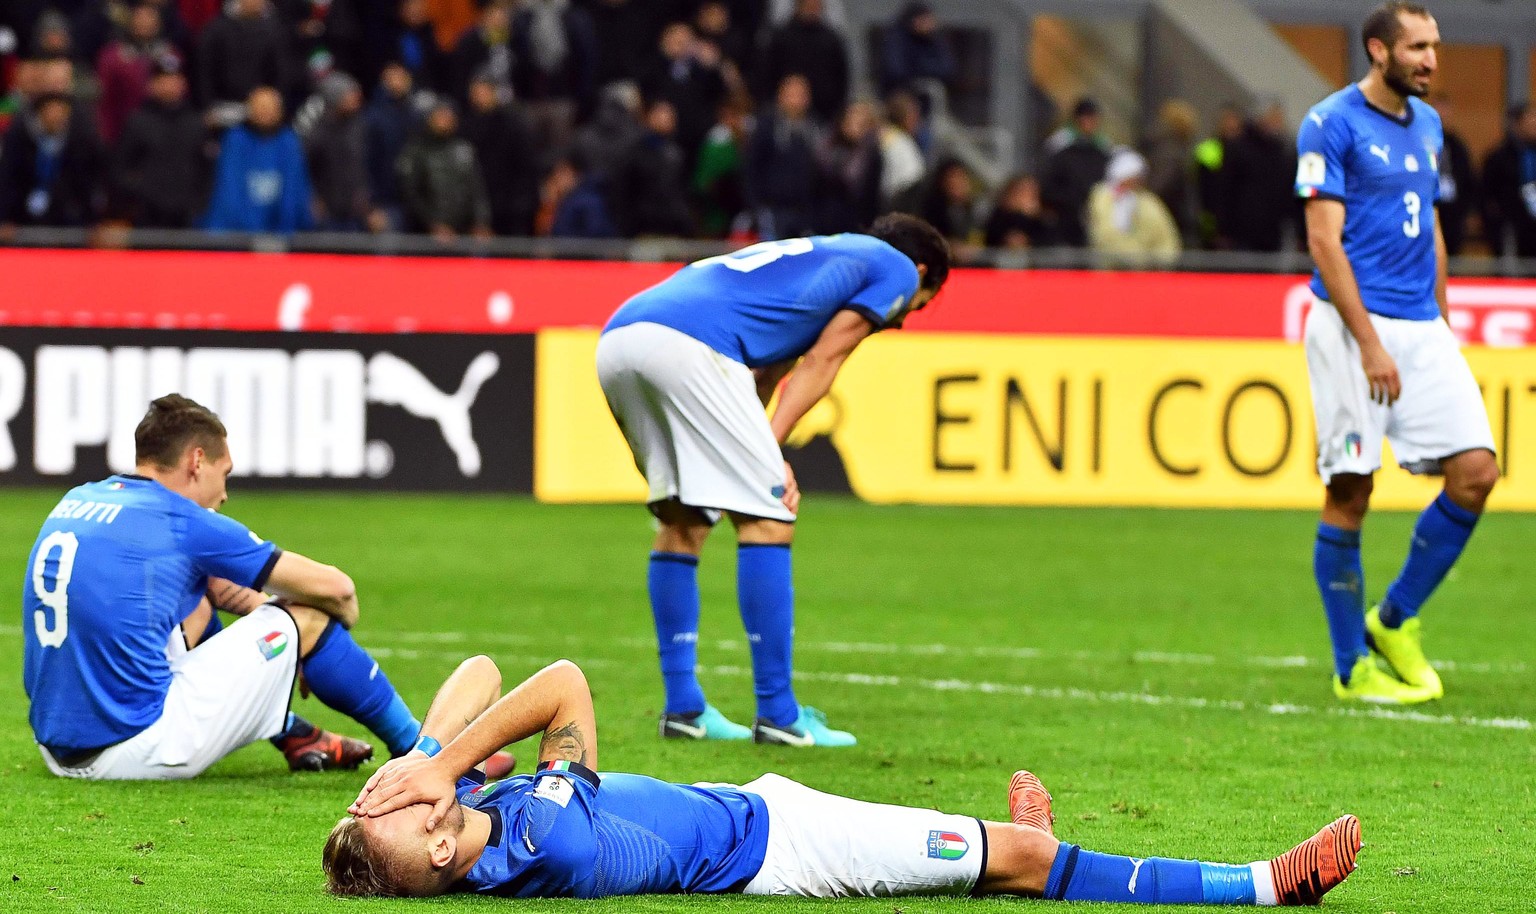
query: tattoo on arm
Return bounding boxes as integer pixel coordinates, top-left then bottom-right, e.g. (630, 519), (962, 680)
(207, 579), (269, 615)
(539, 722), (588, 766)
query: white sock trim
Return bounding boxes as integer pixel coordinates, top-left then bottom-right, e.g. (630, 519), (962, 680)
(1249, 861), (1277, 906)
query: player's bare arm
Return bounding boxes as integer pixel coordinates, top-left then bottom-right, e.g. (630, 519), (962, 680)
(769, 309), (875, 445)
(1305, 198), (1402, 404)
(264, 551), (359, 628)
(355, 659), (596, 829)
(753, 358), (798, 406)
(205, 576), (272, 616)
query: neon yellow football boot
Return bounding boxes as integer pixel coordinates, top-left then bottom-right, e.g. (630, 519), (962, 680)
(1366, 605), (1444, 699)
(1333, 655), (1437, 704)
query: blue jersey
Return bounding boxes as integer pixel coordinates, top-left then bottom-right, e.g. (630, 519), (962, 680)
(22, 475), (280, 753)
(1296, 85), (1443, 321)
(604, 234), (921, 368)
(458, 761), (769, 898)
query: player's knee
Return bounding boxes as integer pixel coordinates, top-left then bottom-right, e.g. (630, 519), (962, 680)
(978, 823), (1059, 896)
(1326, 475), (1373, 522)
(733, 516), (794, 545)
(287, 604), (333, 655)
(1453, 453), (1500, 502)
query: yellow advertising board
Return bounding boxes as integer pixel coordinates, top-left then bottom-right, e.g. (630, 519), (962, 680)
(535, 329), (1536, 510)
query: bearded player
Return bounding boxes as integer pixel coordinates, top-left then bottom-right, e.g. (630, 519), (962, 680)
(1296, 1), (1499, 703)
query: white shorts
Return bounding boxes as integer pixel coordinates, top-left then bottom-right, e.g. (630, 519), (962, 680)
(595, 322), (795, 523)
(1305, 300), (1495, 484)
(39, 604), (298, 780)
(736, 773), (986, 897)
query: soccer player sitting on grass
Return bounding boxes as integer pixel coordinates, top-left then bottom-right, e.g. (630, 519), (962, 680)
(21, 394), (510, 779)
(328, 654), (1361, 906)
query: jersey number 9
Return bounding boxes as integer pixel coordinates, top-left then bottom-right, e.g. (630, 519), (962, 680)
(30, 531), (77, 648)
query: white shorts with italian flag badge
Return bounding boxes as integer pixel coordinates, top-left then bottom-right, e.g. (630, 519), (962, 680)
(736, 773), (986, 897)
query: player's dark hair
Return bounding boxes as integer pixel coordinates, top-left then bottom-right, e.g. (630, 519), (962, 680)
(323, 816), (403, 897)
(866, 213), (951, 294)
(133, 394), (227, 469)
(1361, 2), (1431, 55)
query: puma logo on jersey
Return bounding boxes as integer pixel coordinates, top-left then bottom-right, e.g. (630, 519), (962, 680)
(1369, 144), (1391, 164)
(1308, 112), (1326, 128)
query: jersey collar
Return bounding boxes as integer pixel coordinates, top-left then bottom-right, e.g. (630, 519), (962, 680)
(1354, 85), (1414, 127)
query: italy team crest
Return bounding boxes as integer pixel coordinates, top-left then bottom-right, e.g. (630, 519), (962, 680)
(257, 631), (289, 661)
(926, 830), (969, 860)
(1344, 433), (1363, 459)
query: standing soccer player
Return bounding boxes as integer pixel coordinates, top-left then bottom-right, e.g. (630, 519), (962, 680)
(596, 214), (951, 746)
(1296, 2), (1499, 704)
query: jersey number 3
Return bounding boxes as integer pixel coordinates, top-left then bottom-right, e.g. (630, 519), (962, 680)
(30, 530), (78, 648)
(692, 238), (815, 273)
(1403, 191), (1421, 239)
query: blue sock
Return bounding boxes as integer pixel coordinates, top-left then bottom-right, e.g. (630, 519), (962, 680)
(269, 712), (309, 746)
(1314, 523), (1367, 681)
(302, 621), (420, 756)
(649, 552), (706, 715)
(1380, 492), (1479, 628)
(737, 543), (798, 727)
(1045, 844), (1256, 904)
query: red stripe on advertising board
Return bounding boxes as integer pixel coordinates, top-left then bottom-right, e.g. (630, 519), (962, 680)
(4, 249), (1534, 344)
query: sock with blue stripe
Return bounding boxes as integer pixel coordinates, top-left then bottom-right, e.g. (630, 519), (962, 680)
(1314, 523), (1367, 682)
(737, 543), (798, 727)
(1380, 492), (1479, 628)
(649, 551), (706, 715)
(302, 620), (419, 756)
(1044, 843), (1274, 905)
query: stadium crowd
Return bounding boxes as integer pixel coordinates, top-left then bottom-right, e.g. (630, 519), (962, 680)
(0, 0), (1529, 261)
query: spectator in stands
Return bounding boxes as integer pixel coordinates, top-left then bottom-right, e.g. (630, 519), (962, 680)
(112, 52), (207, 227)
(1040, 97), (1111, 247)
(1193, 102), (1243, 249)
(584, 0), (651, 90)
(879, 2), (955, 98)
(511, 0), (599, 153)
(878, 90), (926, 212)
(197, 0), (293, 126)
(284, 0), (362, 82)
(447, 0), (511, 108)
(640, 22), (725, 172)
(397, 96), (492, 240)
(304, 71), (370, 231)
(746, 73), (819, 239)
(766, 0), (846, 30)
(3, 55), (76, 140)
(363, 60), (420, 232)
(0, 92), (103, 233)
(758, 0), (848, 124)
(1481, 101), (1536, 258)
(543, 151), (618, 238)
(922, 157), (983, 250)
(461, 69), (538, 236)
(573, 80), (643, 183)
(96, 2), (178, 145)
(1223, 97), (1294, 252)
(692, 1), (751, 88)
(1086, 148), (1180, 268)
(814, 100), (882, 234)
(613, 97), (694, 236)
(693, 96), (751, 238)
(28, 9), (73, 60)
(1141, 98), (1198, 244)
(984, 175), (1058, 250)
(1431, 94), (1476, 257)
(382, 0), (446, 94)
(202, 86), (313, 232)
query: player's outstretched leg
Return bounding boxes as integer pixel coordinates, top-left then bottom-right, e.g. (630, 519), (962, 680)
(271, 713), (373, 772)
(1008, 770), (1054, 835)
(291, 607), (422, 758)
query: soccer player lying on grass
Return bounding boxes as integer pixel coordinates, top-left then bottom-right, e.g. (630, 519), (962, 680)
(329, 655), (1360, 905)
(21, 394), (510, 779)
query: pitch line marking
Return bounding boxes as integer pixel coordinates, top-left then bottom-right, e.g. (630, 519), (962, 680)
(361, 645), (1533, 732)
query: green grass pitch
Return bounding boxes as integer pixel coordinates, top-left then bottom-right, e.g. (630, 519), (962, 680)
(1, 491), (1532, 914)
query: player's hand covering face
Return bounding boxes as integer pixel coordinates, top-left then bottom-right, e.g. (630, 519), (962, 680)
(352, 753), (460, 830)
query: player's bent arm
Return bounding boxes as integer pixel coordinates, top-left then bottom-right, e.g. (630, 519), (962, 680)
(355, 660), (597, 827)
(1305, 198), (1401, 403)
(264, 551), (359, 629)
(205, 577), (273, 616)
(753, 358), (798, 407)
(769, 309), (874, 444)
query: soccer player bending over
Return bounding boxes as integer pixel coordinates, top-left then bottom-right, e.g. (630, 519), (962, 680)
(596, 213), (951, 747)
(1296, 1), (1499, 704)
(22, 395), (502, 778)
(329, 655), (1360, 905)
